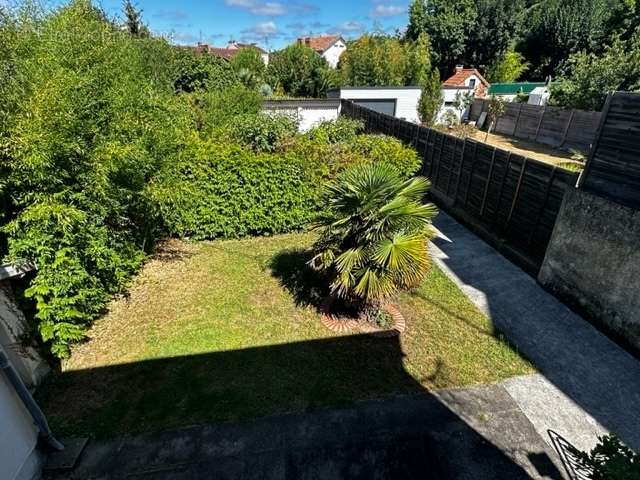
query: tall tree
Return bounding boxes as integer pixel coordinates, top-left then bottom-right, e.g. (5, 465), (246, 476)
(339, 35), (408, 86)
(421, 0), (477, 75)
(464, 0), (525, 70)
(122, 0), (148, 38)
(406, 0), (428, 41)
(266, 43), (333, 97)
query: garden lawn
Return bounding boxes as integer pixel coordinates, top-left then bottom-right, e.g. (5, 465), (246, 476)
(37, 233), (534, 439)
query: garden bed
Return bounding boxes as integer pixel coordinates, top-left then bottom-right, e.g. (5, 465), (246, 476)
(36, 233), (534, 438)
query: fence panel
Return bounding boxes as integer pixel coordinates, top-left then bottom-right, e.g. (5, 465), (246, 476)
(468, 99), (601, 153)
(581, 92), (640, 209)
(341, 100), (579, 274)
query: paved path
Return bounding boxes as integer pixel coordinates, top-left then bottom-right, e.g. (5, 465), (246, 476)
(430, 212), (640, 452)
(48, 385), (564, 480)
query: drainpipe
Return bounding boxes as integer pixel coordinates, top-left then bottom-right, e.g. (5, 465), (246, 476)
(0, 346), (64, 451)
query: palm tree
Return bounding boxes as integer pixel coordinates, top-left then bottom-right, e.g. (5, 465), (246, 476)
(310, 162), (437, 318)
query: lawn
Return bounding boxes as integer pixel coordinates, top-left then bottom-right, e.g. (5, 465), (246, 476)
(37, 233), (533, 438)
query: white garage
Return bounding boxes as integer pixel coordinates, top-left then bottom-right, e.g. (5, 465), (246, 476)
(327, 87), (422, 124)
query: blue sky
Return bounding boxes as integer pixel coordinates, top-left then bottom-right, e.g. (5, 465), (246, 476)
(94, 0), (410, 49)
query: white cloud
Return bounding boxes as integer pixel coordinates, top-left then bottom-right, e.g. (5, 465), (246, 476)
(370, 4), (405, 18)
(225, 0), (287, 16)
(243, 21), (279, 37)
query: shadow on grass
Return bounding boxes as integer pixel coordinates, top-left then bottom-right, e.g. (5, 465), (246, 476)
(37, 334), (562, 479)
(269, 248), (330, 310)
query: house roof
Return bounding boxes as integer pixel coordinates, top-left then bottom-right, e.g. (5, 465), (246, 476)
(443, 68), (489, 87)
(298, 35), (342, 53)
(488, 82), (546, 95)
(183, 42), (268, 61)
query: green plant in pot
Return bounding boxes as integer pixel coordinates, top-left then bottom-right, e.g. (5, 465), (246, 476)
(310, 162), (438, 327)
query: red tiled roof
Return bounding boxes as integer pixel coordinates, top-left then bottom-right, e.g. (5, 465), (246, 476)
(208, 47), (237, 60)
(297, 35), (341, 53)
(443, 68), (490, 98)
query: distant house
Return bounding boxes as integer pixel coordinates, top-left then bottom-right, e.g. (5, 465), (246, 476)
(297, 35), (346, 68)
(191, 41), (269, 65)
(488, 82), (546, 102)
(439, 66), (490, 123)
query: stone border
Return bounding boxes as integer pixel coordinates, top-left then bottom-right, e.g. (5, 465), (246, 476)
(321, 299), (406, 337)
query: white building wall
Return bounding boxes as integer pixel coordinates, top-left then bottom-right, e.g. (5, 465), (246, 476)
(0, 372), (40, 480)
(437, 87), (474, 124)
(322, 39), (346, 69)
(263, 104), (340, 132)
(337, 88), (422, 123)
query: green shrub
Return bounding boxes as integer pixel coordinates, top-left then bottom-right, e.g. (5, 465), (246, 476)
(151, 139), (320, 239)
(197, 85), (263, 133)
(231, 113), (299, 152)
(306, 118), (364, 144)
(571, 435), (640, 480)
(172, 48), (238, 94)
(344, 134), (422, 178)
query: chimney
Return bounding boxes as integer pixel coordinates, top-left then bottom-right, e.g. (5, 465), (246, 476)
(455, 65), (464, 72)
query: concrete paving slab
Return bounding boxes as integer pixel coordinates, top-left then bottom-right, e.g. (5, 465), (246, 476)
(46, 388), (565, 480)
(430, 212), (640, 452)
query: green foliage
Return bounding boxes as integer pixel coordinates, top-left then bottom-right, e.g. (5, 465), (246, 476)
(305, 118), (364, 144)
(338, 35), (409, 86)
(2, 0), (190, 357)
(150, 139), (321, 239)
(550, 31), (640, 110)
(571, 435), (640, 480)
(406, 0), (429, 41)
(122, 0), (149, 38)
(406, 33), (434, 86)
(486, 48), (530, 83)
(172, 48), (238, 93)
(230, 46), (265, 77)
(267, 43), (333, 97)
(418, 69), (443, 125)
(310, 162), (437, 307)
(343, 135), (422, 178)
(197, 85), (263, 132)
(231, 113), (298, 152)
(421, 0), (477, 74)
(519, 0), (615, 78)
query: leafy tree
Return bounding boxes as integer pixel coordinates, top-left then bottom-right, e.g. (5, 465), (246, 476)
(519, 0), (614, 78)
(406, 32), (434, 85)
(310, 162), (437, 316)
(418, 69), (442, 125)
(485, 95), (506, 140)
(339, 35), (409, 86)
(172, 48), (238, 93)
(267, 43), (333, 97)
(550, 30), (640, 110)
(230, 46), (266, 87)
(122, 0), (149, 38)
(486, 48), (530, 82)
(571, 435), (640, 480)
(406, 0), (428, 41)
(422, 0), (477, 75)
(464, 0), (525, 69)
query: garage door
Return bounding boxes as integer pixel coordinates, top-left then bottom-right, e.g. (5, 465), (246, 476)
(352, 99), (396, 117)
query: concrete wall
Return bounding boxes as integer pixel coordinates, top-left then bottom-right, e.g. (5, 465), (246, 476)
(263, 100), (340, 131)
(539, 188), (640, 351)
(335, 87), (422, 123)
(438, 86), (473, 123)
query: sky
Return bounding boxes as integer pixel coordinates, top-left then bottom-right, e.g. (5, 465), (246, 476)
(93, 0), (410, 49)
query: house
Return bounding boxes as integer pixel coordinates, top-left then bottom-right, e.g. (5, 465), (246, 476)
(327, 87), (422, 123)
(439, 66), (490, 123)
(297, 35), (346, 68)
(192, 41), (269, 65)
(487, 82), (546, 102)
(1, 264), (51, 480)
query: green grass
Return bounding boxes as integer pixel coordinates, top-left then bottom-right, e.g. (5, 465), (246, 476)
(37, 233), (533, 438)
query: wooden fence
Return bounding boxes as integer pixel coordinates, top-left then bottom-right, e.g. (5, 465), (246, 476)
(341, 100), (580, 274)
(581, 92), (640, 210)
(468, 99), (601, 154)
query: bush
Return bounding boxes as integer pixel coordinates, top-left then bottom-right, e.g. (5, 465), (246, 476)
(306, 118), (364, 144)
(197, 85), (263, 133)
(571, 435), (640, 480)
(172, 48), (238, 94)
(343, 134), (422, 178)
(151, 139), (320, 239)
(231, 113), (299, 152)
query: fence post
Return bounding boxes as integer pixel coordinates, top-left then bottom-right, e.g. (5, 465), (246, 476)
(527, 166), (557, 247)
(463, 142), (479, 208)
(495, 152), (512, 229)
(422, 128), (432, 175)
(534, 107), (546, 142)
(480, 148), (498, 216)
(433, 133), (446, 190)
(513, 103), (523, 137)
(506, 158), (528, 225)
(452, 138), (468, 206)
(560, 110), (575, 148)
